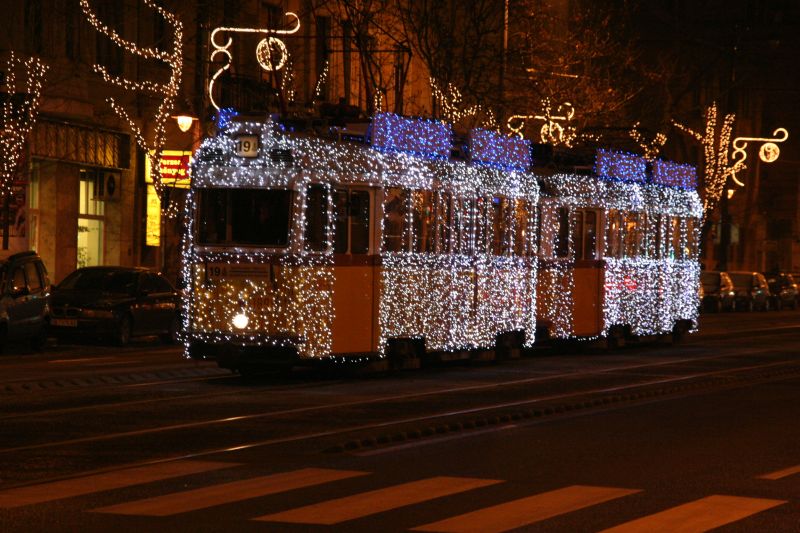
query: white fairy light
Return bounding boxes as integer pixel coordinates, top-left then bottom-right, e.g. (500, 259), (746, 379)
(0, 52), (48, 199)
(80, 0), (184, 217)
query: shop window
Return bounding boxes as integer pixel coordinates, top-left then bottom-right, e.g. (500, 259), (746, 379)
(78, 172), (105, 268)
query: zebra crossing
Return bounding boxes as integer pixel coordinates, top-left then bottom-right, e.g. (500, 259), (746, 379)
(0, 460), (794, 531)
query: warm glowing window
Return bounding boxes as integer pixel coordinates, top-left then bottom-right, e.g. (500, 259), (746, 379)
(383, 187), (408, 253)
(412, 190), (434, 253)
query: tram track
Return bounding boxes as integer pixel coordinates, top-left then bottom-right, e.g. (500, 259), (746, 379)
(1, 346), (797, 457)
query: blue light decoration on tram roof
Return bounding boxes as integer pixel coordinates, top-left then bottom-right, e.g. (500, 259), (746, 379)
(370, 112), (453, 160)
(468, 128), (532, 172)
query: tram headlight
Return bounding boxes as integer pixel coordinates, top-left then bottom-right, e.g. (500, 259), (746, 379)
(232, 312), (249, 330)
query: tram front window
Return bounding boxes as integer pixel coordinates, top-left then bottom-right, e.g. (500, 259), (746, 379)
(196, 188), (293, 246)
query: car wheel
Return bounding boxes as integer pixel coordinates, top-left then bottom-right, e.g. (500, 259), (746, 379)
(161, 314), (180, 345)
(116, 315), (132, 346)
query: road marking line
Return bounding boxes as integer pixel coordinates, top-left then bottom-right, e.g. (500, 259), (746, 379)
(599, 494), (786, 533)
(92, 468), (367, 516)
(48, 357), (119, 363)
(255, 476), (501, 525)
(413, 485), (640, 533)
(0, 460), (235, 509)
(759, 464), (800, 480)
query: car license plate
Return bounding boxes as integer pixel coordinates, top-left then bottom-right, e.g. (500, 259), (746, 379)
(51, 318), (78, 327)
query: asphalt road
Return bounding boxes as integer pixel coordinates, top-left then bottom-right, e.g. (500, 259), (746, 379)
(0, 311), (798, 532)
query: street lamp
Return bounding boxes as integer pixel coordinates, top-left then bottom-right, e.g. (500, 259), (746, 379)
(171, 97), (197, 133)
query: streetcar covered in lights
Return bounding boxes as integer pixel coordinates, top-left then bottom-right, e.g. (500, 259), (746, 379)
(182, 114), (539, 373)
(534, 150), (702, 344)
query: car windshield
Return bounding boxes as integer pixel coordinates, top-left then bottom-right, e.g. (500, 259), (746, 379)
(195, 188), (293, 247)
(728, 273), (752, 289)
(59, 269), (138, 294)
(700, 272), (719, 290)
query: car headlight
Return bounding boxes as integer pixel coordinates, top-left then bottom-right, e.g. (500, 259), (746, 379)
(232, 312), (249, 329)
(80, 308), (115, 319)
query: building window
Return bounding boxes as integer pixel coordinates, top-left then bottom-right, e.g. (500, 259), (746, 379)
(78, 171), (105, 268)
(95, 2), (123, 76)
(25, 0), (44, 55)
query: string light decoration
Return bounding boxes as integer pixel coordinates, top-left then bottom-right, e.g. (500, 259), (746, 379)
(430, 78), (499, 130)
(80, 0), (184, 217)
(208, 12), (300, 111)
(312, 59), (329, 106)
(0, 52), (48, 199)
(279, 55), (296, 104)
(672, 102), (743, 218)
(629, 122), (667, 161)
(507, 98), (577, 147)
(469, 128), (531, 172)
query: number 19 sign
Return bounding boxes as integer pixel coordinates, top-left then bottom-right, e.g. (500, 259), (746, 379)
(235, 135), (259, 158)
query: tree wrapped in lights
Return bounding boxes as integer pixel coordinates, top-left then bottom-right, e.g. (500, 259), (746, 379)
(0, 52), (48, 199)
(79, 0), (184, 215)
(672, 102), (743, 219)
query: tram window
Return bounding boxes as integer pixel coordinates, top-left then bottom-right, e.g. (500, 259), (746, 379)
(334, 188), (371, 254)
(383, 187), (408, 252)
(350, 190), (371, 254)
(413, 190), (434, 253)
(452, 198), (472, 254)
(490, 197), (511, 256)
(196, 188), (292, 246)
(605, 209), (622, 258)
(333, 189), (348, 253)
(686, 218), (698, 258)
(623, 212), (640, 258)
(574, 209), (597, 261)
(554, 207), (570, 258)
(512, 199), (530, 256)
(196, 189), (229, 243)
(230, 189), (293, 246)
(652, 214), (664, 259)
(474, 197), (489, 254)
(436, 192), (452, 253)
(304, 184), (329, 252)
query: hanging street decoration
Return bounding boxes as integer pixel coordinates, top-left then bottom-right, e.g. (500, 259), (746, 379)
(80, 0), (184, 217)
(0, 52), (48, 199)
(429, 78), (498, 130)
(507, 98), (577, 147)
(208, 12), (300, 111)
(730, 128), (789, 186)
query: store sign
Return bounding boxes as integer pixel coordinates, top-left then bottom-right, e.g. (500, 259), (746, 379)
(145, 150), (192, 188)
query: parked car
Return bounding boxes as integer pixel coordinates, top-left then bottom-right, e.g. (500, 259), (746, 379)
(700, 270), (736, 312)
(765, 272), (799, 310)
(0, 251), (51, 351)
(727, 271), (772, 311)
(49, 267), (180, 345)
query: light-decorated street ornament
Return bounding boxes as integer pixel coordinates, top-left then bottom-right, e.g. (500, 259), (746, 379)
(430, 78), (498, 130)
(0, 52), (48, 199)
(507, 99), (577, 147)
(729, 128), (789, 186)
(80, 0), (184, 217)
(208, 12), (300, 111)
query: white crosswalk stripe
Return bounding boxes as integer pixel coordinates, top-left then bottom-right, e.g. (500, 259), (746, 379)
(599, 494), (786, 533)
(255, 476), (502, 525)
(0, 460), (235, 509)
(92, 467), (367, 516)
(412, 485), (640, 533)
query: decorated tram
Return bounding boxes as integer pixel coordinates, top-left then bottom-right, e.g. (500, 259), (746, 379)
(182, 112), (701, 373)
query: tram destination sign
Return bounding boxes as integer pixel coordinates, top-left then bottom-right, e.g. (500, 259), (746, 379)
(235, 135), (260, 158)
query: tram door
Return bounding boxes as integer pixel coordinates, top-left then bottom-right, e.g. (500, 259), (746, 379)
(572, 209), (603, 336)
(331, 187), (377, 354)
